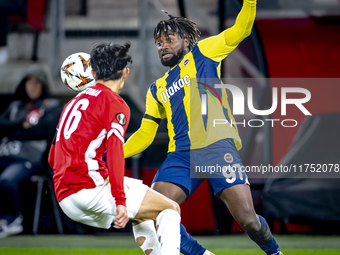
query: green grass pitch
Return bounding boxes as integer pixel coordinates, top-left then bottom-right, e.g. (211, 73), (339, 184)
(0, 235), (340, 255)
(1, 249), (340, 255)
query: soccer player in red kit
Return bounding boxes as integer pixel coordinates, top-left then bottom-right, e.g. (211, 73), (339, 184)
(49, 42), (181, 255)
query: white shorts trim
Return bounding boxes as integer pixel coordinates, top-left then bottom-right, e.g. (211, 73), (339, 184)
(59, 177), (148, 229)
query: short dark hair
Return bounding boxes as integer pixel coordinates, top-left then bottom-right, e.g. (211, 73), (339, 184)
(154, 10), (201, 50)
(90, 42), (132, 81)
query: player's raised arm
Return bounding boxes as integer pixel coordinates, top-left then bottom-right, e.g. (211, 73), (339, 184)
(124, 87), (165, 158)
(197, 0), (256, 62)
(224, 0), (257, 47)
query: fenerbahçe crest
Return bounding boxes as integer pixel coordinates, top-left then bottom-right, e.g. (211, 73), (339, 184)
(224, 153), (233, 163)
(116, 113), (126, 125)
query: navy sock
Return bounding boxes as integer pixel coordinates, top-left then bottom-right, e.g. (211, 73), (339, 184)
(247, 215), (280, 255)
(180, 223), (206, 255)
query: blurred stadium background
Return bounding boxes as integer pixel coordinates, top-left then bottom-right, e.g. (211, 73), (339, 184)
(0, 0), (340, 252)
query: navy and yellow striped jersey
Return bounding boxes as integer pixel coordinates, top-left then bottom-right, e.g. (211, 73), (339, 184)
(145, 31), (242, 153)
(124, 0), (256, 157)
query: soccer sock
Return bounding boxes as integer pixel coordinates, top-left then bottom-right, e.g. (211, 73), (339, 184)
(155, 209), (181, 255)
(247, 215), (280, 255)
(180, 223), (207, 255)
(132, 220), (161, 255)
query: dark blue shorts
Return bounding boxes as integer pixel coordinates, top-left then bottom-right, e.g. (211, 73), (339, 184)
(152, 139), (249, 198)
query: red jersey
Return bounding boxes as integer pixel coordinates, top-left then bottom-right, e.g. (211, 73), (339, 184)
(49, 83), (130, 206)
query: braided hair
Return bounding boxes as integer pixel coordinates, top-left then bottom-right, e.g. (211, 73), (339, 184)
(90, 42), (132, 81)
(154, 10), (201, 50)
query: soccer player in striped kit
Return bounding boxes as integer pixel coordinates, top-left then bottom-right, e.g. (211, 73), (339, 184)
(124, 1), (282, 254)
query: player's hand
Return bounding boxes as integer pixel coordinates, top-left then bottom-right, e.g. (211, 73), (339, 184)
(114, 205), (129, 229)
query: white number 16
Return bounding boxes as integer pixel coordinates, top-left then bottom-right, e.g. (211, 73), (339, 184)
(56, 98), (89, 142)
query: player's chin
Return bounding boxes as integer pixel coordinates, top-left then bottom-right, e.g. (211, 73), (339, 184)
(161, 56), (178, 67)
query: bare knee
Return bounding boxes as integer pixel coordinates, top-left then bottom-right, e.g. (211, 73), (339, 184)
(157, 199), (180, 216)
(152, 181), (187, 204)
(238, 213), (261, 232)
(165, 200), (181, 214)
(155, 195), (181, 219)
(218, 185), (261, 232)
(173, 201), (180, 214)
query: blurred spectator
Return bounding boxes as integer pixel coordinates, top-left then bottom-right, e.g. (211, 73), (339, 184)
(0, 0), (27, 64)
(0, 66), (62, 238)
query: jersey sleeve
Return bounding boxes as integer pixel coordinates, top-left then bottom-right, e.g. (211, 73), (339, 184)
(106, 130), (126, 206)
(123, 118), (159, 158)
(144, 86), (166, 121)
(197, 0), (256, 62)
(123, 86), (164, 158)
(105, 97), (130, 207)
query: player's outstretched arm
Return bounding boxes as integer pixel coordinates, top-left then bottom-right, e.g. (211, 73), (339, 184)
(224, 0), (257, 47)
(107, 131), (126, 207)
(123, 118), (159, 158)
(124, 86), (165, 158)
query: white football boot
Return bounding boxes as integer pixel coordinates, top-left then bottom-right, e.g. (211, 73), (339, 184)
(0, 216), (23, 238)
(203, 250), (215, 255)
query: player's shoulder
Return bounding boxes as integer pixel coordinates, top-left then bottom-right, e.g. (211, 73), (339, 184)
(102, 90), (129, 115)
(152, 71), (169, 89)
(149, 80), (165, 101)
(196, 33), (224, 51)
(75, 84), (105, 100)
(77, 83), (115, 100)
(197, 33), (221, 46)
(72, 84), (123, 109)
(114, 93), (129, 108)
(149, 80), (158, 91)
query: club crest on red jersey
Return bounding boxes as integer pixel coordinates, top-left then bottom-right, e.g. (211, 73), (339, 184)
(116, 113), (126, 125)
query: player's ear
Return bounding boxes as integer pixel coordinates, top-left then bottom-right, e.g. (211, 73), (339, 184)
(122, 68), (129, 81)
(184, 38), (189, 47)
(91, 70), (96, 80)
